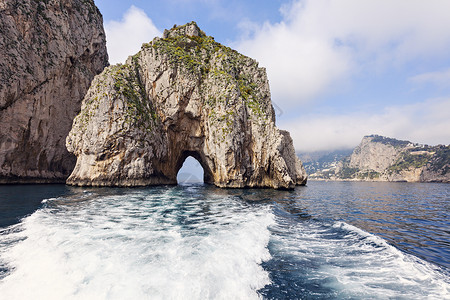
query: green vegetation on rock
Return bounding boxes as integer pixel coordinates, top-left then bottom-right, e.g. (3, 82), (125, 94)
(425, 145), (450, 175)
(357, 170), (381, 180)
(370, 135), (411, 148)
(338, 166), (359, 179)
(147, 24), (266, 122)
(388, 151), (430, 173)
(110, 63), (157, 132)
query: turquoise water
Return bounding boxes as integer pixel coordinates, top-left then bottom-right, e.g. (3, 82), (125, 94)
(0, 182), (449, 299)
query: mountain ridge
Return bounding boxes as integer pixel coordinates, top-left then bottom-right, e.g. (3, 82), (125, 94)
(305, 135), (449, 182)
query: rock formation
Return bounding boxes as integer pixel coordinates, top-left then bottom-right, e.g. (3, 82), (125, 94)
(0, 0), (108, 183)
(308, 135), (450, 182)
(66, 22), (307, 189)
(348, 136), (406, 173)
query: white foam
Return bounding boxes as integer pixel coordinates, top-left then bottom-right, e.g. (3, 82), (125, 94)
(3, 188), (449, 299)
(270, 219), (450, 299)
(0, 190), (274, 299)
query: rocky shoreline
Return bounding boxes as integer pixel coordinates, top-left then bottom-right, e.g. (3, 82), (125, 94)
(306, 135), (449, 183)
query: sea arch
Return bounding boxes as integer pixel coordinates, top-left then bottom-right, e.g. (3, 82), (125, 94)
(176, 152), (211, 184)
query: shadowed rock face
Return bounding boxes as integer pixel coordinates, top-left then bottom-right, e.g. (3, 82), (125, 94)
(0, 0), (108, 183)
(66, 22), (307, 189)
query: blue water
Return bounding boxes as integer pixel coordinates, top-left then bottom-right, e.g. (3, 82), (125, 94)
(0, 181), (449, 299)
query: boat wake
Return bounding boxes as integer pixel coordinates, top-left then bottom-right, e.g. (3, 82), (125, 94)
(0, 186), (448, 299)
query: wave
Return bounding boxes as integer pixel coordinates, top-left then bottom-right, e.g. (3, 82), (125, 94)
(263, 217), (450, 299)
(1, 186), (449, 299)
(0, 188), (274, 299)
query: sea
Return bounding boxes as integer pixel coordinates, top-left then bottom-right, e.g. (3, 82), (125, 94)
(0, 181), (449, 299)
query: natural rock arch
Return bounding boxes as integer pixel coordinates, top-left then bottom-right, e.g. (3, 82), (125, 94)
(176, 154), (209, 183)
(66, 22), (307, 189)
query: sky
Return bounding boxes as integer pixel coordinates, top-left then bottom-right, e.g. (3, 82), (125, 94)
(95, 0), (450, 154)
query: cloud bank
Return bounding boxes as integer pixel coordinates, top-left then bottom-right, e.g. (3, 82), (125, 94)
(104, 6), (161, 64)
(236, 0), (450, 106)
(282, 97), (450, 152)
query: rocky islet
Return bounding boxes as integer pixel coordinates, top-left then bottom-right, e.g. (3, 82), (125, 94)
(66, 22), (307, 189)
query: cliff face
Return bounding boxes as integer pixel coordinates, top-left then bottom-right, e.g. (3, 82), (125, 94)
(348, 136), (405, 173)
(66, 22), (307, 189)
(310, 135), (449, 182)
(0, 0), (108, 183)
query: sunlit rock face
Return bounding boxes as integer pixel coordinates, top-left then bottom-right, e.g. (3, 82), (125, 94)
(333, 135), (450, 182)
(0, 0), (108, 183)
(66, 22), (307, 189)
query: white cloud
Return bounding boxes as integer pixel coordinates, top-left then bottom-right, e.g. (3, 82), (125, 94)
(236, 20), (352, 106)
(235, 0), (450, 106)
(281, 98), (450, 152)
(410, 68), (450, 88)
(105, 6), (161, 64)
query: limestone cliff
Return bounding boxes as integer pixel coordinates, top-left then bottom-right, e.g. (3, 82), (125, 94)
(0, 0), (108, 183)
(309, 135), (449, 182)
(66, 22), (307, 189)
(347, 136), (406, 173)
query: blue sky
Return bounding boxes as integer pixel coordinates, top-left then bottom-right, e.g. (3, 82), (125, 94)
(95, 0), (450, 153)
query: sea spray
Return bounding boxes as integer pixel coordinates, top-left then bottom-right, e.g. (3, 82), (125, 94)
(1, 183), (449, 299)
(0, 186), (274, 299)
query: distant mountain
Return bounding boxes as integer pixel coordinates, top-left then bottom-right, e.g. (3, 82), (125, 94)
(302, 135), (450, 183)
(298, 149), (353, 175)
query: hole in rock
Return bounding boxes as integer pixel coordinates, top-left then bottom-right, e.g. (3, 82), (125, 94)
(177, 156), (204, 184)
